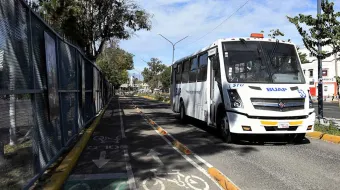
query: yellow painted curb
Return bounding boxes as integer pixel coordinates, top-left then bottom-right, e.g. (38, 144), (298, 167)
(321, 134), (340, 144)
(173, 140), (191, 155)
(157, 126), (168, 135)
(306, 131), (324, 139)
(208, 167), (239, 190)
(43, 98), (112, 190)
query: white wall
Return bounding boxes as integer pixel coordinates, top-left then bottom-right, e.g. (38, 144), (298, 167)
(300, 46), (339, 96)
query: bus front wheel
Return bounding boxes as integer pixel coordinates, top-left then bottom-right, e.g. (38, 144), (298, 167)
(217, 114), (233, 143)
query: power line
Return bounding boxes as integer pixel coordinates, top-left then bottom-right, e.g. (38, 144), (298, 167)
(180, 0), (251, 48)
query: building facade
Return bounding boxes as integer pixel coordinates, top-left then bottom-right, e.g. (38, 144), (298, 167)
(300, 46), (339, 97)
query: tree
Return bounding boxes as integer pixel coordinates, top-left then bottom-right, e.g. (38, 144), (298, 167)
(287, 0), (340, 106)
(287, 0), (340, 59)
(96, 43), (134, 88)
(160, 66), (171, 91)
(34, 0), (152, 60)
(142, 58), (166, 92)
(262, 29), (309, 63)
(297, 46), (310, 64)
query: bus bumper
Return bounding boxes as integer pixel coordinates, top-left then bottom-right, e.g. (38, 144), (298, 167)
(227, 112), (316, 134)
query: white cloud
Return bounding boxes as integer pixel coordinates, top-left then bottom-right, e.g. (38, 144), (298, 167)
(120, 0), (324, 74)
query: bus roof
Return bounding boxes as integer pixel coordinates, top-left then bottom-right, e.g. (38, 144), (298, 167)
(172, 37), (295, 65)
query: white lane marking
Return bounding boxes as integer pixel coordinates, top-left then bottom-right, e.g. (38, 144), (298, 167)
(119, 98), (136, 190)
(68, 173), (128, 181)
(124, 149), (137, 190)
(118, 99), (126, 139)
(138, 111), (223, 190)
(166, 133), (214, 168)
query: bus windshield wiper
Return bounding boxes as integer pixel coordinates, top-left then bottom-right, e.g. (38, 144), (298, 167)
(268, 40), (279, 80)
(239, 38), (247, 47)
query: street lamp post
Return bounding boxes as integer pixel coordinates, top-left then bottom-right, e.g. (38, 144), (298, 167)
(317, 0), (323, 119)
(158, 34), (189, 64)
(158, 34), (189, 93)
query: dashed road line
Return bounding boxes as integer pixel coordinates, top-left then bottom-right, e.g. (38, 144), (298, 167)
(118, 98), (136, 190)
(131, 101), (237, 190)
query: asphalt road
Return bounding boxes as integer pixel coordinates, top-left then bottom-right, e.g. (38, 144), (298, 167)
(313, 102), (340, 119)
(132, 96), (340, 190)
(64, 97), (221, 190)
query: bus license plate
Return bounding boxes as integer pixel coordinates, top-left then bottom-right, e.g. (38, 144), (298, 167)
(278, 123), (289, 129)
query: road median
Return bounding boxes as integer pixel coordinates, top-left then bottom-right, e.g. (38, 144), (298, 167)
(208, 167), (239, 190)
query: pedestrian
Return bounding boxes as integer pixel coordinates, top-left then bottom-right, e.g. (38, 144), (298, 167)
(332, 94), (334, 101)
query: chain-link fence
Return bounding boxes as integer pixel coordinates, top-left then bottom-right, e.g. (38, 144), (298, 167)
(0, 0), (113, 189)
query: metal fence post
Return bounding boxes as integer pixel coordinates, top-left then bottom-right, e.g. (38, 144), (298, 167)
(0, 141), (4, 162)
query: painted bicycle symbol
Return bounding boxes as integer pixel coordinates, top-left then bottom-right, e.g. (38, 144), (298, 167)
(142, 169), (209, 190)
(93, 135), (120, 144)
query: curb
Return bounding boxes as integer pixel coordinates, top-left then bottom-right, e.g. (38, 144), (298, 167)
(208, 167), (239, 190)
(307, 131), (340, 144)
(306, 131), (324, 139)
(43, 99), (112, 190)
(322, 134), (340, 144)
(173, 140), (191, 155)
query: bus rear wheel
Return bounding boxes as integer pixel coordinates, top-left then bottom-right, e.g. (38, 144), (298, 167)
(179, 102), (187, 123)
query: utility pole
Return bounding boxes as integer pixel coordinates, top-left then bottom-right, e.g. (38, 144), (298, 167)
(317, 0), (323, 119)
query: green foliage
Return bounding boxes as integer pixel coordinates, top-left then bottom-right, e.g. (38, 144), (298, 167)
(297, 46), (310, 64)
(287, 0), (340, 59)
(142, 58), (167, 91)
(315, 123), (340, 136)
(336, 76), (340, 84)
(267, 29), (285, 39)
(160, 66), (171, 90)
(34, 0), (152, 60)
(96, 44), (134, 88)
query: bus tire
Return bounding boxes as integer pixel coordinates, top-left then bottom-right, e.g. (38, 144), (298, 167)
(293, 133), (306, 143)
(217, 113), (233, 143)
(179, 102), (187, 123)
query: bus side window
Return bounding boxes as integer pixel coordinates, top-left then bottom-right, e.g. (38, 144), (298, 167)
(189, 57), (198, 83)
(182, 60), (190, 83)
(175, 63), (182, 84)
(197, 53), (208, 82)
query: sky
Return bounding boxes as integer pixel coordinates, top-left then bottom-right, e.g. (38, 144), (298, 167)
(120, 0), (339, 77)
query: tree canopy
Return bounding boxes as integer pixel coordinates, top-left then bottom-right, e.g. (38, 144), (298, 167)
(32, 0), (152, 60)
(261, 29), (309, 63)
(96, 42), (134, 88)
(287, 0), (340, 59)
(142, 58), (167, 91)
(160, 66), (171, 90)
(297, 46), (310, 64)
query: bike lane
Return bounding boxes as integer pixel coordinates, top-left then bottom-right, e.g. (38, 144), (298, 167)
(63, 97), (129, 190)
(63, 96), (220, 190)
(120, 96), (220, 190)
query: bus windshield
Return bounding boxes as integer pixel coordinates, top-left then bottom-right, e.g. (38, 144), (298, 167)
(222, 41), (306, 84)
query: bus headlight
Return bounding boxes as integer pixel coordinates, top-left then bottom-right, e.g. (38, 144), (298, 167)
(228, 89), (243, 108)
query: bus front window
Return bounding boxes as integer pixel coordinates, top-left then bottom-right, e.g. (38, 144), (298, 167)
(223, 41), (306, 84)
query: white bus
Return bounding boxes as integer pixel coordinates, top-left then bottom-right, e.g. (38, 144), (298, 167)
(170, 33), (315, 143)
